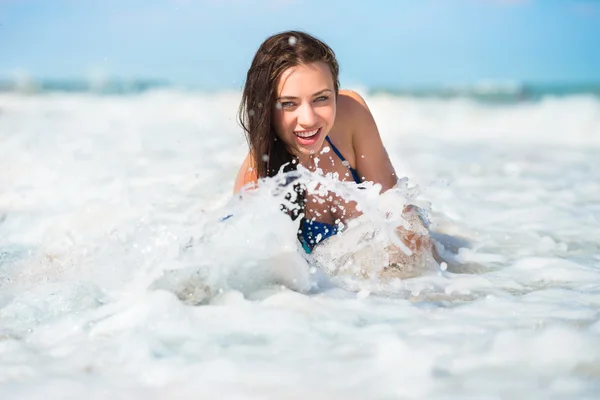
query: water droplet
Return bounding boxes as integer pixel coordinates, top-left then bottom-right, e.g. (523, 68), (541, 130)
(288, 36), (297, 46)
(262, 154), (269, 162)
(249, 109), (255, 116)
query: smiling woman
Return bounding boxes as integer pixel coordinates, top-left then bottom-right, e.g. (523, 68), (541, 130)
(233, 30), (438, 266)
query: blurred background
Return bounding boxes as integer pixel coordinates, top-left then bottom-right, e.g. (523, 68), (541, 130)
(2, 0), (600, 98)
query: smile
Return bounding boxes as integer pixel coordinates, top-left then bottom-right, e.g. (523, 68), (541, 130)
(294, 128), (320, 139)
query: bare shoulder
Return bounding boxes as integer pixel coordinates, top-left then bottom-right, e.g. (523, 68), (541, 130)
(330, 89), (370, 133)
(335, 90), (374, 131)
(336, 89), (377, 140)
(337, 89), (370, 109)
(337, 89), (397, 191)
(326, 90), (378, 170)
(233, 152), (258, 193)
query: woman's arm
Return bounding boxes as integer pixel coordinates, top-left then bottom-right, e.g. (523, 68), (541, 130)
(233, 153), (258, 193)
(341, 91), (442, 262)
(341, 90), (397, 193)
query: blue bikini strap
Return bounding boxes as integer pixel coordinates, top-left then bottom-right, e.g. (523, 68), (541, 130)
(325, 136), (361, 184)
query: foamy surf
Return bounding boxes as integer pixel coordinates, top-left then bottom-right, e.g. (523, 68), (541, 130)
(1, 90), (599, 399)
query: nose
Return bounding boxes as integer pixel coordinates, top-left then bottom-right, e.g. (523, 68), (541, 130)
(297, 103), (318, 127)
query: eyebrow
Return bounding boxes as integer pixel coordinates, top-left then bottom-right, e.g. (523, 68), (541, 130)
(277, 88), (332, 101)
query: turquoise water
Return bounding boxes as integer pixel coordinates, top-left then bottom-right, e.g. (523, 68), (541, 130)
(1, 77), (599, 103)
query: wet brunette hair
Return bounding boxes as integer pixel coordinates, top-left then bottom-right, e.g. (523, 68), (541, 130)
(238, 30), (340, 179)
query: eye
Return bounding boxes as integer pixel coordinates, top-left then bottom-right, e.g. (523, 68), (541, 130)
(280, 101), (296, 109)
(314, 96), (329, 102)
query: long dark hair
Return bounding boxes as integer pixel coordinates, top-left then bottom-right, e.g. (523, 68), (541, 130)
(238, 30), (340, 179)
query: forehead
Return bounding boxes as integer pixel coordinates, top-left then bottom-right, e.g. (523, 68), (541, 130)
(277, 62), (333, 96)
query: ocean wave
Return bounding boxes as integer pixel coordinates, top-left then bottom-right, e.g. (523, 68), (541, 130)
(1, 88), (598, 147)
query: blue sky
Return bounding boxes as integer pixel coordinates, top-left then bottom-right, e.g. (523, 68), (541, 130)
(1, 0), (599, 88)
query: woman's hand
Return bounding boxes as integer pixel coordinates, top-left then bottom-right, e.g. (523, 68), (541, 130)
(394, 205), (430, 252)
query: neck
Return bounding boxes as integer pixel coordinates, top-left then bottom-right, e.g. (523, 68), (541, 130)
(294, 138), (329, 167)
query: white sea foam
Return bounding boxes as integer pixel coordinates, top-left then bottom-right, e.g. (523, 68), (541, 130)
(0, 90), (599, 398)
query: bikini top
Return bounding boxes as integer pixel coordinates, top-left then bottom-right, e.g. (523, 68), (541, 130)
(299, 136), (361, 253)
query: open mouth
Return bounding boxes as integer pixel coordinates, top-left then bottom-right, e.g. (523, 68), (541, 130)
(294, 127), (321, 142)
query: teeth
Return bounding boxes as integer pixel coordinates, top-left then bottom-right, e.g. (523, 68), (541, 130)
(294, 128), (319, 138)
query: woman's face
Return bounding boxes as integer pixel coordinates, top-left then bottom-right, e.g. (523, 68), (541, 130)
(272, 61), (336, 160)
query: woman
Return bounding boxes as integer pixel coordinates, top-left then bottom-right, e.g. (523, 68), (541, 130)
(233, 30), (436, 270)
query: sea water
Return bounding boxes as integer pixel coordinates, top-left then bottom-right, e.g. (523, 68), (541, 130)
(1, 87), (599, 398)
